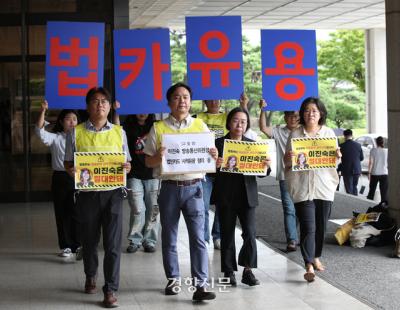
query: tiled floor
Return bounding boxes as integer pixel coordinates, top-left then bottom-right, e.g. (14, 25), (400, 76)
(0, 202), (373, 310)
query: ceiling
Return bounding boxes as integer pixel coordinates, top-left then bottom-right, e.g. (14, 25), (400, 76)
(128, 0), (385, 30)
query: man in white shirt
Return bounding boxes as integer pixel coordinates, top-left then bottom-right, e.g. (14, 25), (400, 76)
(259, 99), (299, 252)
(144, 82), (217, 302)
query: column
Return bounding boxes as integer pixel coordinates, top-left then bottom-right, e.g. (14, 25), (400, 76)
(365, 28), (387, 135)
(385, 0), (400, 224)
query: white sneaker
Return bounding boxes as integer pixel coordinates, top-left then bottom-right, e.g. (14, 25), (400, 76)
(75, 246), (83, 261)
(213, 239), (221, 250)
(59, 248), (72, 257)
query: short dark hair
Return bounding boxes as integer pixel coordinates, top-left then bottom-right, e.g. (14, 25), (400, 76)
(376, 136), (384, 147)
(166, 82), (192, 102)
(85, 87), (111, 105)
(123, 114), (156, 132)
(343, 129), (353, 137)
(299, 97), (327, 126)
(53, 109), (80, 133)
(284, 111), (297, 117)
(226, 107), (250, 132)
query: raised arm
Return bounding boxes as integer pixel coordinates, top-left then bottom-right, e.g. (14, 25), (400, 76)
(36, 100), (48, 129)
(239, 92), (249, 111)
(112, 101), (121, 125)
(259, 99), (273, 138)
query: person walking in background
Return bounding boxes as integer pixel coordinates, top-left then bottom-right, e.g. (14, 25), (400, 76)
(339, 129), (363, 196)
(259, 99), (299, 252)
(212, 107), (271, 287)
(284, 97), (341, 283)
(35, 100), (81, 258)
(367, 136), (388, 203)
(113, 109), (160, 254)
(64, 87), (131, 308)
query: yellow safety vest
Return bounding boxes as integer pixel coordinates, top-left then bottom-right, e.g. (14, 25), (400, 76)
(197, 112), (228, 139)
(75, 123), (123, 152)
(154, 118), (205, 148)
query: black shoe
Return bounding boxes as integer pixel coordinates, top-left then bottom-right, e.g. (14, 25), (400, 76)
(126, 243), (140, 253)
(165, 279), (181, 295)
(143, 245), (156, 253)
(223, 272), (237, 286)
(241, 269), (260, 286)
(192, 287), (216, 301)
(286, 240), (297, 252)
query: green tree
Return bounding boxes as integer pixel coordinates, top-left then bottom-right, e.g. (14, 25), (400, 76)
(319, 80), (365, 129)
(318, 30), (365, 92)
(170, 30), (187, 83)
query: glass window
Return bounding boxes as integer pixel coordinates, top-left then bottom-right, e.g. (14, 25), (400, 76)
(0, 62), (25, 197)
(28, 0), (76, 13)
(0, 0), (20, 13)
(0, 27), (21, 56)
(29, 25), (46, 55)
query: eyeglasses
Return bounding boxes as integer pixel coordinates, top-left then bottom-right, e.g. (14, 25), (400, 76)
(90, 99), (110, 106)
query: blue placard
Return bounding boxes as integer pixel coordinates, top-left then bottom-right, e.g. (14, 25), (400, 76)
(261, 30), (318, 111)
(45, 21), (105, 109)
(186, 16), (244, 100)
(114, 28), (171, 115)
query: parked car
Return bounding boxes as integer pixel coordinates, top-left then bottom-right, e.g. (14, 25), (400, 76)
(354, 134), (388, 172)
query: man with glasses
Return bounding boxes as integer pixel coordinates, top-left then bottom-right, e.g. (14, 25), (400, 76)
(64, 87), (131, 308)
(259, 99), (299, 252)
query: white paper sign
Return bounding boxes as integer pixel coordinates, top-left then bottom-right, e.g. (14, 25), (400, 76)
(161, 132), (216, 175)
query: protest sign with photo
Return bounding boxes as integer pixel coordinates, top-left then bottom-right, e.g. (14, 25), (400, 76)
(291, 137), (337, 171)
(74, 152), (126, 190)
(161, 132), (216, 175)
(221, 139), (268, 175)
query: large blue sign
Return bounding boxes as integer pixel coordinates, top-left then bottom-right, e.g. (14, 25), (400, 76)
(261, 30), (318, 111)
(114, 28), (171, 115)
(45, 21), (104, 109)
(186, 16), (244, 100)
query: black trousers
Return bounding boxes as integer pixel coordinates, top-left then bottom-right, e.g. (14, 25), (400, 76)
(367, 175), (388, 202)
(51, 171), (80, 251)
(218, 200), (257, 273)
(294, 200), (332, 265)
(76, 188), (123, 293)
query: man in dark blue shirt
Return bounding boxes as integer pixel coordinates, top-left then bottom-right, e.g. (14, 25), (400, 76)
(339, 129), (364, 195)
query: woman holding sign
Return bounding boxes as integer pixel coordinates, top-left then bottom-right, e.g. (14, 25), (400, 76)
(212, 107), (271, 287)
(35, 100), (81, 258)
(284, 97), (341, 282)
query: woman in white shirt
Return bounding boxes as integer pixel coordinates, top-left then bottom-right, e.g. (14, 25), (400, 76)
(367, 136), (388, 202)
(284, 97), (341, 282)
(35, 101), (80, 258)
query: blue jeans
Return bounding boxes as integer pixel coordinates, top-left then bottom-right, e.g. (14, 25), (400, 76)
(158, 181), (209, 286)
(127, 178), (160, 247)
(279, 180), (298, 243)
(202, 176), (221, 243)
